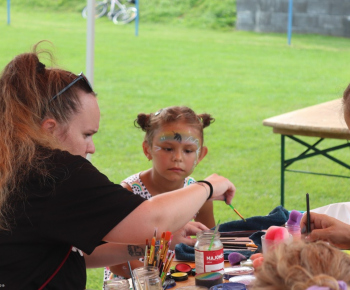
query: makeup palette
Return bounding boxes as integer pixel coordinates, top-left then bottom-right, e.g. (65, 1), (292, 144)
(175, 263), (192, 275)
(223, 266), (254, 280)
(171, 272), (188, 282)
(229, 275), (255, 286)
(195, 272), (223, 288)
(209, 282), (246, 290)
(177, 287), (208, 290)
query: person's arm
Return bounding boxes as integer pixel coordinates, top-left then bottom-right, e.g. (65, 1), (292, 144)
(300, 212), (350, 249)
(195, 200), (215, 229)
(84, 243), (145, 268)
(103, 174), (235, 244)
(120, 182), (132, 192)
(104, 221), (207, 275)
(109, 261), (143, 278)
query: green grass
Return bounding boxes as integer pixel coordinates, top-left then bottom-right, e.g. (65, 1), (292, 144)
(2, 7), (350, 289)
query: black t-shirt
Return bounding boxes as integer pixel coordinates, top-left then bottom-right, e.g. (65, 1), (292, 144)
(0, 150), (146, 289)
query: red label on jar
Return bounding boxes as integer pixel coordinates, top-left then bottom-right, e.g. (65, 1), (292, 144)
(195, 248), (224, 274)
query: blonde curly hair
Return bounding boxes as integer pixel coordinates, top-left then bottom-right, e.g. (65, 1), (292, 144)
(251, 241), (350, 290)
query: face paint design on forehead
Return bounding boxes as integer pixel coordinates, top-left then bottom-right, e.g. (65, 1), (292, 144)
(159, 131), (200, 148)
(183, 136), (200, 149)
(173, 132), (182, 143)
(158, 131), (202, 165)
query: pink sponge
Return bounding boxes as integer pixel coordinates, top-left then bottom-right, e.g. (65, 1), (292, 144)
(228, 252), (246, 266)
(265, 226), (289, 241)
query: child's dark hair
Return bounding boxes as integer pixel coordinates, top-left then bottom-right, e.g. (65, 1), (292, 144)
(134, 106), (215, 146)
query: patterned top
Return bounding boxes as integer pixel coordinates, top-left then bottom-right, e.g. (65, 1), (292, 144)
(103, 173), (196, 286)
(122, 172), (196, 199)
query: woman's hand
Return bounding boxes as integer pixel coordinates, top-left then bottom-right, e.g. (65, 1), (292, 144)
(170, 221), (209, 248)
(300, 212), (350, 249)
(204, 174), (236, 205)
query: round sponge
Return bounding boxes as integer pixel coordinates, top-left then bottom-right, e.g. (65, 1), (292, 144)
(228, 252), (246, 266)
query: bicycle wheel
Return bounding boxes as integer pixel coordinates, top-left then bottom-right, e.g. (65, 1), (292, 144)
(112, 7), (137, 24)
(82, 2), (108, 19)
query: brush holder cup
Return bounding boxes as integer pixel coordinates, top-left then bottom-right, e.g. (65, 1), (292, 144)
(133, 266), (161, 290)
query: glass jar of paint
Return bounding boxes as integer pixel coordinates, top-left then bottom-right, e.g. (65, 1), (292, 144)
(194, 230), (224, 275)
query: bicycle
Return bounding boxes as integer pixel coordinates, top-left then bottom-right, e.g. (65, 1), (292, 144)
(82, 0), (137, 25)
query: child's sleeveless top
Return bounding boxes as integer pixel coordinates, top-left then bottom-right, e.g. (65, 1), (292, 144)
(122, 172), (196, 199)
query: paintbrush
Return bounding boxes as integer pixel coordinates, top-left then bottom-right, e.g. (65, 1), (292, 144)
(220, 237), (252, 242)
(228, 204), (246, 222)
(127, 261), (137, 290)
(161, 231), (172, 260)
(222, 241), (256, 245)
(220, 230), (259, 237)
(148, 228), (157, 266)
(156, 244), (162, 267)
(222, 243), (258, 248)
(208, 220), (220, 250)
(161, 251), (175, 283)
(306, 193), (311, 234)
(144, 245), (148, 266)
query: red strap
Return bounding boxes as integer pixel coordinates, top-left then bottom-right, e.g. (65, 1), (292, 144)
(38, 246), (73, 290)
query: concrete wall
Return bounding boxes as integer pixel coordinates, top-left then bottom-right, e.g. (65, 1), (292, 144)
(236, 0), (350, 37)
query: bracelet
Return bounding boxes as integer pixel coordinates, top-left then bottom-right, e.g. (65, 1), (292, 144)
(197, 180), (213, 200)
(196, 182), (209, 199)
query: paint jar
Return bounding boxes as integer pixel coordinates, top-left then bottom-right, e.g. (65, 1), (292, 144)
(104, 278), (130, 290)
(285, 224), (301, 241)
(195, 230), (224, 275)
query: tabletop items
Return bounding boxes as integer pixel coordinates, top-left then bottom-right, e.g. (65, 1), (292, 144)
(195, 229), (224, 275)
(285, 210), (303, 241)
(144, 230), (175, 284)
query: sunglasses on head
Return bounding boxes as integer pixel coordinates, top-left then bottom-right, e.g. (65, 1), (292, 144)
(50, 72), (94, 102)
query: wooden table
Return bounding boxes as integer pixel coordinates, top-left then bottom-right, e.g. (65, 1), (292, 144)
(263, 99), (350, 206)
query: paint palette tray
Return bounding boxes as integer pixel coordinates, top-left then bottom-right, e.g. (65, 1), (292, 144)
(209, 282), (246, 290)
(223, 266), (254, 280)
(229, 275), (255, 286)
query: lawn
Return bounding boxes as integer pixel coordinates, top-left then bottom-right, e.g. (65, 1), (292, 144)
(1, 7), (350, 289)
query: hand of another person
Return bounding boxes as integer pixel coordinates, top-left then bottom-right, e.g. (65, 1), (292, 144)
(300, 212), (350, 249)
(250, 253), (264, 269)
(170, 221), (209, 248)
(204, 174), (236, 205)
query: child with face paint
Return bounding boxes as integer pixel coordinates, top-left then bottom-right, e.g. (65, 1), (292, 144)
(128, 106), (215, 226)
(104, 106), (215, 282)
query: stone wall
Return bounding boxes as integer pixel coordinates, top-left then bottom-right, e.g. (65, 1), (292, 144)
(236, 0), (350, 37)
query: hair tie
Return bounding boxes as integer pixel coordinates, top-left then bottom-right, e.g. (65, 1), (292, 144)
(306, 281), (348, 290)
(154, 109), (163, 116)
(37, 61), (46, 74)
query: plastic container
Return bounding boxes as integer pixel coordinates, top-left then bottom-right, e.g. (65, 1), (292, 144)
(195, 230), (224, 274)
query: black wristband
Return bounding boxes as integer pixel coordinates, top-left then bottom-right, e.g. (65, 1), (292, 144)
(197, 180), (213, 200)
